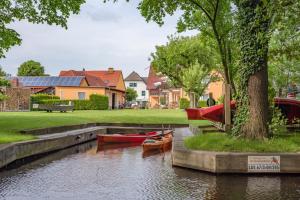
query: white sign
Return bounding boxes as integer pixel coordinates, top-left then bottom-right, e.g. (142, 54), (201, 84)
(248, 156), (280, 172)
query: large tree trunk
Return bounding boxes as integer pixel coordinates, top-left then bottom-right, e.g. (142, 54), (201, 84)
(237, 0), (270, 139)
(242, 62), (269, 139)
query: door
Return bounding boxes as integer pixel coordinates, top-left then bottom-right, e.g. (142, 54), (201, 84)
(112, 93), (116, 109)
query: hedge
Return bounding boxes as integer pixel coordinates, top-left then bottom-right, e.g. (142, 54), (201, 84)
(31, 94), (59, 110)
(179, 98), (190, 109)
(40, 94), (109, 110)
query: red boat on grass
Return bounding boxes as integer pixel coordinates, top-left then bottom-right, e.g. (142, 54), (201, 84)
(97, 131), (162, 144)
(186, 98), (300, 124)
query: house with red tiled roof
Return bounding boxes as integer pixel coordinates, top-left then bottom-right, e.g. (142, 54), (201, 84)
(147, 66), (189, 108)
(147, 66), (224, 108)
(58, 67), (125, 109)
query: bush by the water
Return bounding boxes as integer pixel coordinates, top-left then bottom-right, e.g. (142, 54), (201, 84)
(40, 94), (109, 110)
(179, 98), (190, 109)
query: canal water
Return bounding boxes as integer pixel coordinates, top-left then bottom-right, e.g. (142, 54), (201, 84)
(0, 141), (300, 200)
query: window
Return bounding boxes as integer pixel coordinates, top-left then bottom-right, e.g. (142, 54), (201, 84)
(141, 91), (146, 96)
(78, 92), (86, 100)
(129, 82), (137, 87)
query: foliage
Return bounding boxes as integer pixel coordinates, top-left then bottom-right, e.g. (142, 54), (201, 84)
(179, 98), (190, 109)
(151, 34), (217, 92)
(184, 132), (300, 152)
(269, 106), (287, 135)
(89, 94), (109, 110)
(0, 78), (10, 86)
(18, 60), (45, 76)
(269, 20), (300, 97)
(125, 88), (138, 102)
(31, 94), (59, 103)
(0, 67), (7, 76)
(181, 61), (219, 97)
(30, 94), (59, 110)
(197, 100), (207, 108)
(217, 95), (224, 104)
(41, 94), (109, 110)
(136, 0), (237, 91)
(0, 0), (86, 58)
(0, 93), (8, 102)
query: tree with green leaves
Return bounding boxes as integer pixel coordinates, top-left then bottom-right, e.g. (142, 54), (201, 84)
(268, 15), (300, 97)
(151, 34), (219, 107)
(0, 66), (7, 77)
(151, 34), (217, 87)
(125, 87), (138, 102)
(0, 0), (86, 58)
(181, 62), (219, 107)
(105, 0), (300, 139)
(17, 60), (45, 76)
(233, 0), (300, 139)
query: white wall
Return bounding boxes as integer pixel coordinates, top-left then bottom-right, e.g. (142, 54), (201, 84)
(125, 81), (148, 102)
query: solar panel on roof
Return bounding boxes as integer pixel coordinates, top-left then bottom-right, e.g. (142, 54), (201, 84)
(13, 76), (84, 87)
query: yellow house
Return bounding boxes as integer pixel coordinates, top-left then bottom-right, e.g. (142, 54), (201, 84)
(59, 68), (126, 109)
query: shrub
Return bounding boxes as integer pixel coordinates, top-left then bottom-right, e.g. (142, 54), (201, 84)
(198, 100), (207, 108)
(40, 94), (109, 110)
(179, 98), (190, 109)
(89, 94), (109, 110)
(30, 94), (59, 110)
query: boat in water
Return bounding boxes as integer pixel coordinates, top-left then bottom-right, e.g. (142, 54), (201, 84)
(142, 131), (173, 153)
(97, 131), (169, 144)
(186, 98), (300, 124)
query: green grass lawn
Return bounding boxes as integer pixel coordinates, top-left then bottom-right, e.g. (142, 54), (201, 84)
(0, 109), (210, 144)
(184, 132), (300, 153)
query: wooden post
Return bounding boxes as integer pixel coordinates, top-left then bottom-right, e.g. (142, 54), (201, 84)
(223, 84), (231, 132)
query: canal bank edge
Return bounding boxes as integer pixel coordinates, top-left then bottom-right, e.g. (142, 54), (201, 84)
(0, 124), (179, 169)
(0, 127), (106, 169)
(172, 128), (300, 174)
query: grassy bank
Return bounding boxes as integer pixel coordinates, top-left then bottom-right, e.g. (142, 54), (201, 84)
(184, 132), (300, 153)
(0, 109), (210, 144)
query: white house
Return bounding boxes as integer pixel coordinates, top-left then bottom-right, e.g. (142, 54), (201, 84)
(125, 71), (148, 106)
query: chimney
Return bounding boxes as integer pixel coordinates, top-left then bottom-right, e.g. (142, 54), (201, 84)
(11, 77), (19, 88)
(108, 67), (114, 73)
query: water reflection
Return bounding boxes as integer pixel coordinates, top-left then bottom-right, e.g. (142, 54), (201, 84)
(0, 141), (299, 200)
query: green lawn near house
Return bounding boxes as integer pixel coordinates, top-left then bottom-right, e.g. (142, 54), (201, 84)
(184, 132), (300, 153)
(0, 109), (210, 144)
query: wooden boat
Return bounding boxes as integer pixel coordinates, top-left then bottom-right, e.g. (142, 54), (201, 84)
(97, 131), (159, 144)
(186, 98), (300, 124)
(142, 131), (173, 152)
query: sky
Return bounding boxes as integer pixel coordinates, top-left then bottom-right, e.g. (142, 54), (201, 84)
(0, 0), (197, 77)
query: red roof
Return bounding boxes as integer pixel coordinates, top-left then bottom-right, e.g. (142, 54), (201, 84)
(146, 66), (165, 90)
(59, 69), (122, 87)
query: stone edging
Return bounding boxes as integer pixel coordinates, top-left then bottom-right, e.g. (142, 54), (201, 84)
(172, 128), (300, 174)
(0, 127), (106, 169)
(21, 123), (189, 135)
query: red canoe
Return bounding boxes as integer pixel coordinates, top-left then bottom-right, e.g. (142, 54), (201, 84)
(97, 131), (159, 144)
(186, 98), (300, 124)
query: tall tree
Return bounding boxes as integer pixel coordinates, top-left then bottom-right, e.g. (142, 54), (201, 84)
(0, 0), (86, 58)
(140, 0), (236, 92)
(151, 34), (218, 106)
(18, 60), (45, 76)
(233, 0), (300, 138)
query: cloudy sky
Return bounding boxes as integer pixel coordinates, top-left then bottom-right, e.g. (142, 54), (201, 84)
(0, 0), (197, 77)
